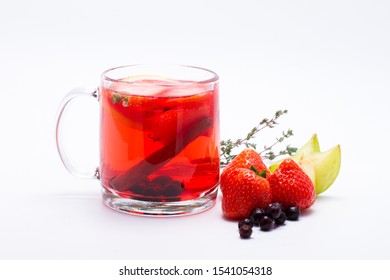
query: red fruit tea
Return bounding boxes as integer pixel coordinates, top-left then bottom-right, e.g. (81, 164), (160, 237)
(99, 76), (220, 202)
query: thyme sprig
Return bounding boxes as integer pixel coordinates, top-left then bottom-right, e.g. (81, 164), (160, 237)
(220, 110), (297, 165)
(112, 94), (130, 107)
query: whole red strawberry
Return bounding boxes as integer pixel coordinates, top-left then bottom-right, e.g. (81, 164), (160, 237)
(221, 149), (270, 192)
(268, 159), (316, 210)
(221, 168), (272, 219)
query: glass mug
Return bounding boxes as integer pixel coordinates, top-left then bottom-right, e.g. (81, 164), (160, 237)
(56, 64), (220, 216)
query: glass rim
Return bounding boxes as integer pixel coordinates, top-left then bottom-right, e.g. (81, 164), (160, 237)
(101, 64), (219, 86)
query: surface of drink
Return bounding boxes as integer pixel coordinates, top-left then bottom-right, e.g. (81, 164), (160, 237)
(99, 76), (219, 202)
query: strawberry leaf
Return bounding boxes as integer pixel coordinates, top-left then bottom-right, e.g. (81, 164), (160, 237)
(250, 165), (267, 178)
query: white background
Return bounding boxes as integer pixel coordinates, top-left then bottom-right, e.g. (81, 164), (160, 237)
(1, 0), (390, 261)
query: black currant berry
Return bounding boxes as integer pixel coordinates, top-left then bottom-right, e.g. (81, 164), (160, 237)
(265, 202), (282, 219)
(163, 181), (184, 196)
(285, 206), (300, 221)
(239, 224), (253, 239)
(143, 187), (159, 197)
(249, 208), (265, 226)
(238, 218), (253, 228)
(275, 211), (287, 225)
(259, 216), (275, 231)
(150, 176), (172, 186)
(129, 183), (145, 195)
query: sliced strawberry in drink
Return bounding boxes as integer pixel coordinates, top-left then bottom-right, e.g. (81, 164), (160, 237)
(103, 91), (168, 131)
(147, 101), (212, 144)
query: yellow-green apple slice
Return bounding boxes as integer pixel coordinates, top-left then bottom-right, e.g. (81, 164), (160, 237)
(270, 134), (319, 173)
(307, 145), (341, 194)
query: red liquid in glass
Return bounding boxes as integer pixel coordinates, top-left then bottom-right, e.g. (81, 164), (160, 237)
(99, 78), (219, 202)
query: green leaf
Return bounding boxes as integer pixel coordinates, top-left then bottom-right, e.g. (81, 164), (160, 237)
(111, 94), (122, 104)
(219, 109), (296, 165)
(250, 165), (267, 178)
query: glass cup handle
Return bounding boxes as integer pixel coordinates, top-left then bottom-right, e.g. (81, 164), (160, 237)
(56, 87), (100, 179)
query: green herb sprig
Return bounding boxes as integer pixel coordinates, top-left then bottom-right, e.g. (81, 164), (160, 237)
(220, 110), (297, 165)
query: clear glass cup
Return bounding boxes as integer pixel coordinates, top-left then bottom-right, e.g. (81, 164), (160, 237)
(56, 64), (220, 216)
